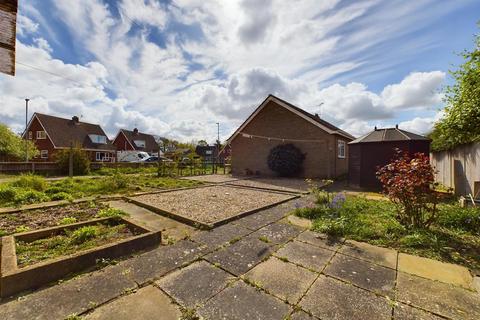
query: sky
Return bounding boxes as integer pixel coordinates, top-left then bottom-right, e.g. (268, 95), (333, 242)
(0, 0), (479, 144)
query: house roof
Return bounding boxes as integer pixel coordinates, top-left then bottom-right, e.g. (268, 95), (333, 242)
(226, 94), (355, 143)
(349, 127), (430, 144)
(119, 129), (160, 152)
(32, 113), (116, 151)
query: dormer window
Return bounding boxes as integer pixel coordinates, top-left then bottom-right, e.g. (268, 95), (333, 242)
(36, 131), (46, 139)
(89, 134), (107, 144)
(134, 140), (146, 148)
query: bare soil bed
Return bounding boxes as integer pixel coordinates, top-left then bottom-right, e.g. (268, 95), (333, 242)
(130, 186), (294, 225)
(0, 202), (107, 236)
(227, 178), (315, 193)
(181, 174), (243, 184)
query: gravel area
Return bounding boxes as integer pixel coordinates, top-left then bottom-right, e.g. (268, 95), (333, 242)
(130, 186), (294, 225)
(181, 175), (243, 184)
(227, 178), (317, 193)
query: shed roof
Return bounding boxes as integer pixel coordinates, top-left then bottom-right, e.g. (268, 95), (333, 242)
(349, 127), (430, 144)
(32, 113), (115, 151)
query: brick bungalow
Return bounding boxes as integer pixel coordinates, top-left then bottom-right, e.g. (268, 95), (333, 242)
(226, 94), (355, 178)
(112, 128), (160, 155)
(23, 113), (116, 162)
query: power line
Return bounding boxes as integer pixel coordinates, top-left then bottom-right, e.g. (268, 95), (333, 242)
(15, 61), (102, 88)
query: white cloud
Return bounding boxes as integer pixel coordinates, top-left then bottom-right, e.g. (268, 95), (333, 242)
(381, 71), (445, 109)
(16, 14), (39, 36)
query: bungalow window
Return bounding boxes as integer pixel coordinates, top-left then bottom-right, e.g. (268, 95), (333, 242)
(36, 131), (46, 139)
(96, 152), (108, 161)
(28, 131), (32, 139)
(338, 140), (346, 159)
(40, 150), (48, 159)
(134, 140), (146, 148)
(89, 134), (107, 144)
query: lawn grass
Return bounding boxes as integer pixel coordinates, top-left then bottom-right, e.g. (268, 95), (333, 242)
(16, 223), (136, 267)
(294, 194), (480, 270)
(0, 173), (203, 207)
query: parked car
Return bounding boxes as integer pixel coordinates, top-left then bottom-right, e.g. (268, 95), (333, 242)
(117, 151), (150, 162)
(140, 156), (172, 163)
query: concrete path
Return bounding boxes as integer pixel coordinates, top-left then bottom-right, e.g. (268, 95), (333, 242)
(107, 200), (198, 244)
(0, 196), (479, 320)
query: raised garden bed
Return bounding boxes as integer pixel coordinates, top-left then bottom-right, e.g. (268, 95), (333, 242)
(0, 202), (115, 236)
(0, 217), (160, 297)
(128, 185), (298, 229)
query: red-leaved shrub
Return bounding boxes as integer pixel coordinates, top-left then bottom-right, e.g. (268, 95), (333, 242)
(376, 150), (439, 228)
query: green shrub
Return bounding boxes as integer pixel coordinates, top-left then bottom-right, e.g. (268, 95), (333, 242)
(45, 186), (65, 195)
(71, 226), (98, 244)
(59, 217), (77, 225)
(13, 190), (50, 205)
(437, 205), (480, 234)
(294, 206), (330, 220)
(399, 230), (438, 248)
(96, 208), (127, 218)
(10, 174), (47, 191)
(50, 192), (73, 201)
(0, 186), (16, 202)
(0, 229), (7, 237)
(100, 174), (129, 192)
(55, 146), (91, 175)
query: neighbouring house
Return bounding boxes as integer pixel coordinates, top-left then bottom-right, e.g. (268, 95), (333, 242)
(226, 94), (355, 178)
(112, 128), (160, 155)
(348, 125), (430, 189)
(23, 113), (116, 162)
(195, 145), (218, 162)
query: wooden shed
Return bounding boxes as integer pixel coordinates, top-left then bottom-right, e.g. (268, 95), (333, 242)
(348, 126), (430, 189)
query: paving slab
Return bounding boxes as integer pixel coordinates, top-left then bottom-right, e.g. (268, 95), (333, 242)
(108, 200), (197, 243)
(0, 264), (137, 320)
(393, 303), (444, 320)
(85, 285), (181, 320)
(287, 215), (312, 229)
(243, 257), (318, 304)
(474, 276), (480, 293)
(398, 253), (473, 289)
(339, 240), (397, 269)
(204, 237), (273, 276)
(290, 310), (318, 320)
(197, 280), (291, 320)
(191, 223), (251, 250)
(274, 240), (335, 272)
(300, 275), (392, 320)
(248, 221), (303, 245)
(396, 272), (480, 320)
(156, 260), (233, 308)
(122, 240), (207, 285)
(324, 254), (396, 297)
(296, 230), (344, 251)
(232, 204), (290, 230)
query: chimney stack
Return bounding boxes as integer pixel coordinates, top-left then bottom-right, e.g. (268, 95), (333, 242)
(314, 113), (320, 119)
(374, 126), (377, 131)
(133, 128), (139, 135)
(72, 116), (79, 124)
(395, 124), (398, 129)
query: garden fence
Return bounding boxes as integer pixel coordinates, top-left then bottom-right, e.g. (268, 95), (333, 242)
(430, 142), (480, 198)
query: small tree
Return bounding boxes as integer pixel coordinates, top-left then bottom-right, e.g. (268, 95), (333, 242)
(55, 145), (91, 175)
(376, 150), (440, 228)
(0, 123), (39, 160)
(267, 144), (305, 177)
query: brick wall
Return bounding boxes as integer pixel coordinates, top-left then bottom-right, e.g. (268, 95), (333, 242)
(230, 101), (349, 178)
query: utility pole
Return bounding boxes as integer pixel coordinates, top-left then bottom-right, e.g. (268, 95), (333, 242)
(216, 122), (220, 144)
(25, 98), (29, 162)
